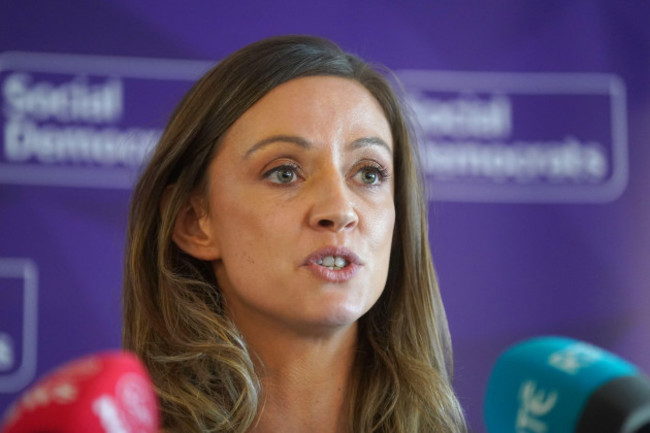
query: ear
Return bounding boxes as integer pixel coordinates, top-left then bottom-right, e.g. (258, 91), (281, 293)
(171, 194), (221, 261)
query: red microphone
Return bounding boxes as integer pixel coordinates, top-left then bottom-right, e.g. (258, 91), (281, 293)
(1, 351), (159, 433)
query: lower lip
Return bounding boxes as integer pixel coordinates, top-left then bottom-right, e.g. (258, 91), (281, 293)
(304, 262), (361, 283)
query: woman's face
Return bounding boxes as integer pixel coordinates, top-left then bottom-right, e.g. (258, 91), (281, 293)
(201, 76), (395, 336)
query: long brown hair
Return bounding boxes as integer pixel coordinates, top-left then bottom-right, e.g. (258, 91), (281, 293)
(123, 35), (466, 432)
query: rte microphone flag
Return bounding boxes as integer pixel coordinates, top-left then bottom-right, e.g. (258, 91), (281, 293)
(485, 336), (650, 433)
(0, 351), (159, 433)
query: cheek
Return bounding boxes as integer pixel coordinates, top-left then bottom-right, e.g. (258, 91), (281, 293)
(212, 199), (300, 273)
(367, 204), (396, 249)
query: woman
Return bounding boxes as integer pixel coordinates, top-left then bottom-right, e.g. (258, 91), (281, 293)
(123, 35), (467, 432)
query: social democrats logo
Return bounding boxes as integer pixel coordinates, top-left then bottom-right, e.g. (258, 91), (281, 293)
(398, 70), (628, 203)
(0, 258), (38, 393)
(0, 52), (212, 189)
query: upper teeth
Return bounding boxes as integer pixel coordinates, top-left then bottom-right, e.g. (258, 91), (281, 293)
(317, 256), (348, 269)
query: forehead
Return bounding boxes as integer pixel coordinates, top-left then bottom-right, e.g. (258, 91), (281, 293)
(222, 76), (393, 152)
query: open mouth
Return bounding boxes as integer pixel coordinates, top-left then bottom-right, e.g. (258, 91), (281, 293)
(316, 255), (349, 270)
(303, 247), (361, 282)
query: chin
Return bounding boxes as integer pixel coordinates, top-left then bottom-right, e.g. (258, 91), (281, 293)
(306, 302), (370, 331)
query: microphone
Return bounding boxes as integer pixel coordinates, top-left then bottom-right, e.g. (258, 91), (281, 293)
(485, 336), (650, 433)
(0, 351), (159, 433)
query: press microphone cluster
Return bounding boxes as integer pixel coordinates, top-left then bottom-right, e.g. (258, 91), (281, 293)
(0, 351), (159, 433)
(485, 336), (650, 433)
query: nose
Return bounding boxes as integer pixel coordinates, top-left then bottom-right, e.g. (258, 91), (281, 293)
(308, 171), (359, 232)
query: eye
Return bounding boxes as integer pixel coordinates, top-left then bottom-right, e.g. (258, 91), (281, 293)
(359, 167), (379, 184)
(264, 164), (300, 184)
(353, 163), (391, 186)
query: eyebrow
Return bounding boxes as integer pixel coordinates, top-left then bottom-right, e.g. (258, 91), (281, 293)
(244, 134), (392, 158)
(244, 135), (311, 158)
(349, 136), (392, 154)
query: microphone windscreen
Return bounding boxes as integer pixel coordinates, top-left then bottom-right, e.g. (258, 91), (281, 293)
(485, 336), (650, 433)
(1, 351), (159, 433)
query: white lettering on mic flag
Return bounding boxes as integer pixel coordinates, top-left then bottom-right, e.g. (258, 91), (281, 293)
(548, 342), (603, 375)
(117, 373), (156, 429)
(516, 380), (558, 433)
(93, 395), (129, 433)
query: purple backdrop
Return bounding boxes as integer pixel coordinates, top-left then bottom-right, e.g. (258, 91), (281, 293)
(1, 2), (649, 431)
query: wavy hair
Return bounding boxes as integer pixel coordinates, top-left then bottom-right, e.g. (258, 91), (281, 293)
(123, 35), (466, 432)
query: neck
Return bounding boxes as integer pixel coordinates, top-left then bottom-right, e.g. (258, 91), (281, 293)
(242, 321), (358, 433)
